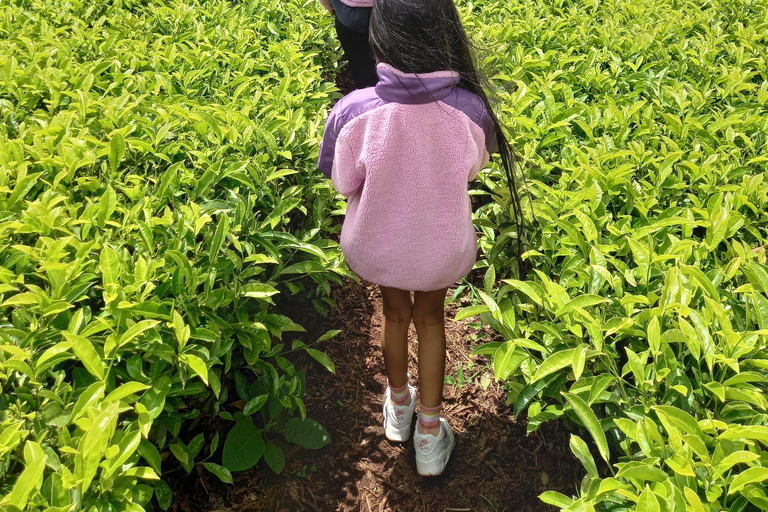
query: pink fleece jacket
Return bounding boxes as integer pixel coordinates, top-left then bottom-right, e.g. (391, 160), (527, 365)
(318, 63), (496, 291)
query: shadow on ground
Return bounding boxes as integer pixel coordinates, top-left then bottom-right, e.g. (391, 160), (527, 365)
(168, 279), (584, 512)
(281, 280), (583, 512)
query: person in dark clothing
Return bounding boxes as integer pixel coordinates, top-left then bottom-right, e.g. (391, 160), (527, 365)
(319, 0), (378, 89)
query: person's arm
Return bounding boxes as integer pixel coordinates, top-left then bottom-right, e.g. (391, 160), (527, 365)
(318, 102), (345, 178)
(482, 106), (498, 155)
(319, 100), (365, 195)
(468, 126), (491, 182)
(331, 138), (364, 197)
(468, 103), (496, 181)
(318, 0), (334, 13)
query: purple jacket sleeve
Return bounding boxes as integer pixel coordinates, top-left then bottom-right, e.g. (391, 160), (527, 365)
(471, 96), (497, 154)
(481, 107), (498, 154)
(444, 88), (497, 154)
(318, 102), (346, 178)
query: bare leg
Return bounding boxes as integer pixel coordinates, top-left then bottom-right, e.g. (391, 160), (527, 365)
(379, 286), (413, 390)
(412, 287), (449, 416)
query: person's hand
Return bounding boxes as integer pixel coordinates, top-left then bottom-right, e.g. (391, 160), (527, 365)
(318, 0), (334, 14)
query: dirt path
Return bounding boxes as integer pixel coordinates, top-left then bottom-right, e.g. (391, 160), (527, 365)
(169, 279), (583, 512)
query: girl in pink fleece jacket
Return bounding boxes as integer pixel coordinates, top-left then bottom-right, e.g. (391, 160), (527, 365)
(318, 0), (525, 476)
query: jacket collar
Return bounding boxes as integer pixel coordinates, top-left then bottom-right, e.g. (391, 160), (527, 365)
(374, 63), (460, 104)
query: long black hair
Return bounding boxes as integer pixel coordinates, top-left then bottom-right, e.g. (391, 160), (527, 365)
(369, 0), (528, 265)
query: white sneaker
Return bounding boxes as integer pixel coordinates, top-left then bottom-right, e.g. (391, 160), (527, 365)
(413, 418), (455, 476)
(382, 385), (416, 442)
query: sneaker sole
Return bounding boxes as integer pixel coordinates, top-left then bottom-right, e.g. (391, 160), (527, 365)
(415, 435), (455, 476)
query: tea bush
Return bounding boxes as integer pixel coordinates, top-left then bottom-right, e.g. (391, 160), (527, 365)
(4, 0), (768, 510)
(462, 0), (768, 510)
(0, 0), (346, 510)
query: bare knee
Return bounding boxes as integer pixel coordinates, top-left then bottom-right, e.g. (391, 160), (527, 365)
(412, 305), (444, 328)
(383, 301), (412, 324)
(412, 289), (447, 329)
(380, 286), (413, 324)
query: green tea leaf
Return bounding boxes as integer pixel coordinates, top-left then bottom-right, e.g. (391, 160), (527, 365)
(109, 131), (126, 173)
(557, 294), (609, 316)
(705, 206), (729, 250)
(154, 480), (173, 511)
(278, 417), (330, 449)
(539, 491), (574, 508)
(76, 402), (118, 494)
(240, 283), (279, 299)
(484, 264), (496, 294)
(715, 451), (759, 477)
(502, 279), (543, 306)
(753, 291), (768, 330)
(652, 406), (703, 438)
(97, 184), (117, 229)
(1, 292), (38, 307)
(118, 320), (160, 347)
(264, 443), (285, 474)
(616, 462), (669, 482)
(680, 265), (720, 301)
(647, 316), (660, 354)
(203, 463), (233, 484)
(281, 260), (327, 274)
(684, 487), (706, 512)
(138, 440), (162, 475)
(306, 348), (335, 373)
(627, 238), (651, 283)
(222, 417), (265, 472)
(181, 353), (209, 385)
(515, 373), (559, 418)
(572, 344), (587, 380)
(665, 455), (695, 477)
(728, 467), (768, 495)
(100, 245), (121, 288)
(104, 382), (151, 402)
(63, 332), (105, 380)
(569, 434), (598, 477)
(317, 329), (342, 342)
(532, 348), (576, 383)
(243, 395), (268, 415)
(71, 381), (107, 423)
(168, 442), (189, 466)
(209, 215), (230, 262)
(6, 172), (43, 211)
(5, 441), (46, 509)
(563, 393), (610, 462)
(104, 430), (141, 477)
(743, 263), (768, 293)
(140, 376), (171, 420)
(454, 304), (490, 321)
(493, 342), (526, 381)
(636, 486), (660, 512)
(718, 425), (768, 445)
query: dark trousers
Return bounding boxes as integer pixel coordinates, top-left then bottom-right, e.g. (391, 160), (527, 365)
(335, 17), (378, 89)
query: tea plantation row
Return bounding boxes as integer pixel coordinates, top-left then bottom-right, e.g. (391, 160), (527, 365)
(1, 0), (346, 510)
(1, 0), (768, 511)
(463, 0), (768, 511)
